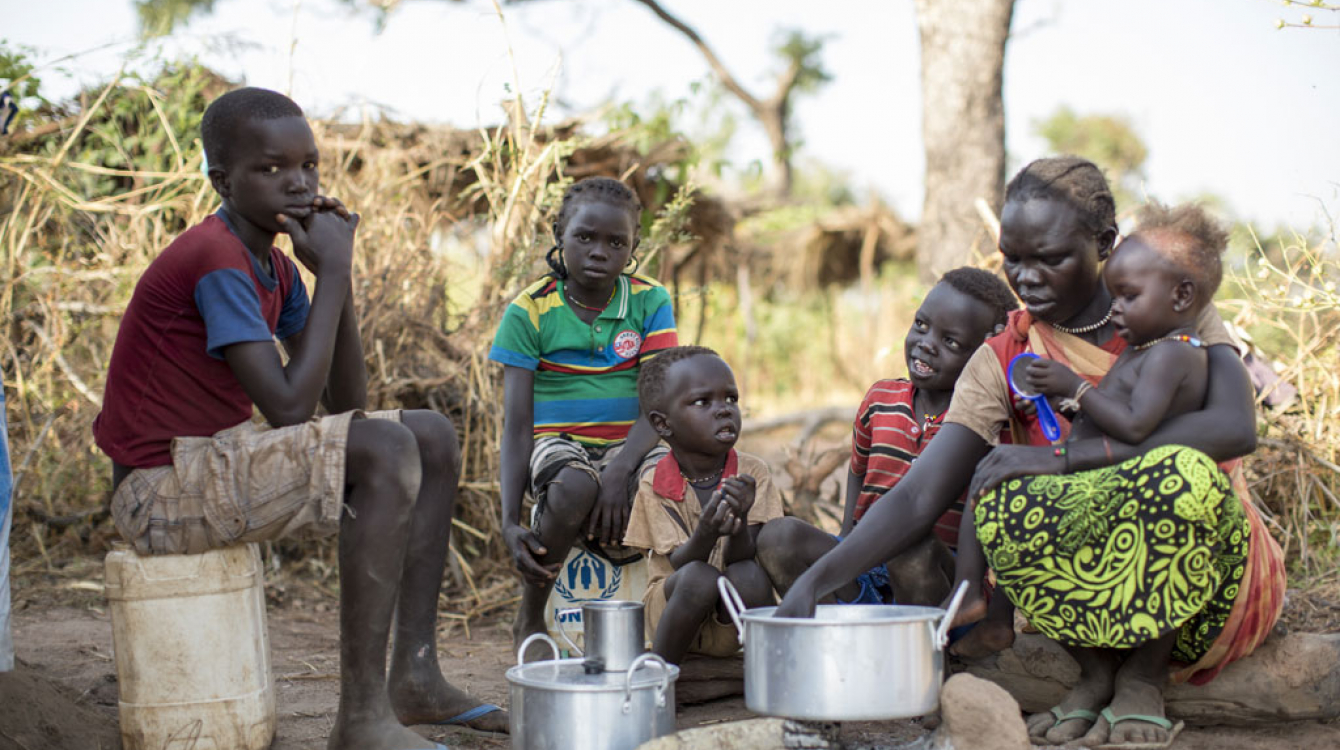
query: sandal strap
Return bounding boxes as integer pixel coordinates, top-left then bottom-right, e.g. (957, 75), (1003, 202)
(1050, 706), (1099, 726)
(1101, 707), (1174, 730)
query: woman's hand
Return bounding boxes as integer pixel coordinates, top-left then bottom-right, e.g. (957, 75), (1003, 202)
(967, 444), (1066, 500)
(775, 575), (819, 618)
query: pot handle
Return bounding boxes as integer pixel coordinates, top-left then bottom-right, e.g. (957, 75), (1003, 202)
(555, 607), (584, 657)
(517, 632), (560, 665)
(933, 580), (970, 651)
(716, 576), (747, 645)
(622, 652), (672, 713)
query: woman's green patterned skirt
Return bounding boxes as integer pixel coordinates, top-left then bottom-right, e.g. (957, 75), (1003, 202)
(975, 445), (1249, 662)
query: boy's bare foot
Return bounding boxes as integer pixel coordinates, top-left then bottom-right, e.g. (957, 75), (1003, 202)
(947, 618), (1015, 660)
(328, 712), (438, 750)
(389, 661), (509, 734)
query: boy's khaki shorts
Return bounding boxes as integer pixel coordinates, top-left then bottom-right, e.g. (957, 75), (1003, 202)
(110, 410), (400, 556)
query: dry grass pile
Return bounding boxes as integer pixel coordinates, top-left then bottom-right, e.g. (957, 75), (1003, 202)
(0, 64), (705, 621)
(1223, 230), (1340, 579)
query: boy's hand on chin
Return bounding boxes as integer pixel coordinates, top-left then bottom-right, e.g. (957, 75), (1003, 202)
(278, 204), (358, 277)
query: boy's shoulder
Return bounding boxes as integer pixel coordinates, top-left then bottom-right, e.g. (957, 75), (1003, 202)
(862, 378), (914, 404)
(734, 450), (775, 480)
(148, 214), (289, 282)
(625, 272), (668, 291)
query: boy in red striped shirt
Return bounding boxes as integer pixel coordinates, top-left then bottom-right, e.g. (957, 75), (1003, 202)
(758, 268), (1015, 606)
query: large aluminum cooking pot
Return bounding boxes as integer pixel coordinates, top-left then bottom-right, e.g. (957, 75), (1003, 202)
(720, 578), (966, 721)
(506, 633), (679, 750)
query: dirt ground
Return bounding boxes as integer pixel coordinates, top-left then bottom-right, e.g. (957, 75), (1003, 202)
(2, 566), (1339, 750)
(3, 431), (1339, 749)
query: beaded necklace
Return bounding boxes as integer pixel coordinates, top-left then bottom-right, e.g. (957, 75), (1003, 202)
(1052, 307), (1113, 335)
(1133, 333), (1204, 351)
(565, 287), (614, 312)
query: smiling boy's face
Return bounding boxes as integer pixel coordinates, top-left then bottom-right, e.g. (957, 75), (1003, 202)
(650, 354), (741, 460)
(210, 115), (319, 236)
(904, 282), (999, 394)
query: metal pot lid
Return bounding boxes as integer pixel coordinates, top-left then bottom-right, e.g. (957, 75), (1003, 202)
(743, 603), (946, 625)
(506, 658), (680, 692)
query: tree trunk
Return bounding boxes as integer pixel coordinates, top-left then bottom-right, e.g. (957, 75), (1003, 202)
(913, 0), (1014, 283)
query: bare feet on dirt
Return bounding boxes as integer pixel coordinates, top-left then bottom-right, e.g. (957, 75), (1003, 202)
(328, 711), (441, 750)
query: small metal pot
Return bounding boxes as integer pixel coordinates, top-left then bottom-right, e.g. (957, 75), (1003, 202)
(720, 578), (967, 721)
(556, 600), (646, 671)
(506, 633), (679, 750)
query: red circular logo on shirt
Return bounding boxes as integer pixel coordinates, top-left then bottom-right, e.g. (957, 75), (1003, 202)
(613, 330), (642, 359)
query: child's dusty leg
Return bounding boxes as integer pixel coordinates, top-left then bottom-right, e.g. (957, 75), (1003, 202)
(948, 588), (1017, 660)
(755, 518), (860, 601)
(511, 467), (599, 650)
(386, 411), (507, 731)
(722, 560), (773, 609)
(330, 419), (435, 750)
(885, 534), (953, 606)
(946, 504), (987, 629)
(653, 562), (721, 664)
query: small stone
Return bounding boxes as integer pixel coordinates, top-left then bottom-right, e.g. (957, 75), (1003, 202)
(936, 673), (1030, 750)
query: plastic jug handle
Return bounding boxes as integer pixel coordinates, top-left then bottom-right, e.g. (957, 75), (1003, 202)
(717, 576), (747, 645)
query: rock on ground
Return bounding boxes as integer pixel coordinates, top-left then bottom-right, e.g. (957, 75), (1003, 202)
(963, 632), (1340, 726)
(637, 718), (841, 749)
(931, 673), (1029, 750)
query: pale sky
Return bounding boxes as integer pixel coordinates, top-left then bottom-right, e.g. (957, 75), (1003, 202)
(7, 0), (1339, 231)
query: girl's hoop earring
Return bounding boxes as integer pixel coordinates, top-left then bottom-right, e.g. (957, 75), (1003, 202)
(625, 254), (640, 275)
(545, 243), (569, 278)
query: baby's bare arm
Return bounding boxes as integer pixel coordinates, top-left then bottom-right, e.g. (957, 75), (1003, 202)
(1077, 345), (1202, 444)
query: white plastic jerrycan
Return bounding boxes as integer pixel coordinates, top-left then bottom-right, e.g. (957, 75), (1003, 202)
(105, 542), (275, 750)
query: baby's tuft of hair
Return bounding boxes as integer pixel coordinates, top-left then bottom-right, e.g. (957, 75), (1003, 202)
(1128, 201), (1230, 301)
(939, 267), (1018, 328)
(1005, 156), (1116, 241)
(547, 177), (643, 279)
(202, 87), (305, 171)
(637, 345), (720, 415)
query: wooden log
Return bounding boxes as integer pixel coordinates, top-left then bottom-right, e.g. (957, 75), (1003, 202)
(961, 632), (1340, 726)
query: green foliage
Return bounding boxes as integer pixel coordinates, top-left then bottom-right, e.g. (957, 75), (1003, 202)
(773, 29), (832, 94)
(136, 0), (218, 38)
(1034, 106), (1148, 205)
(33, 62), (230, 238)
(603, 81), (738, 177)
(0, 40), (48, 107)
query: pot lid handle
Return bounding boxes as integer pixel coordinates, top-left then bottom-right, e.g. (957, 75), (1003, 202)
(717, 576), (747, 645)
(935, 580), (970, 651)
(622, 652), (672, 712)
(517, 632), (560, 665)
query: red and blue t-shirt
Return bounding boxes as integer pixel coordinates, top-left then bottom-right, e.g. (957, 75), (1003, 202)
(93, 213), (309, 468)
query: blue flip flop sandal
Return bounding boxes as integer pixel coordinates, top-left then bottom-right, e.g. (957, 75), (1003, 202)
(429, 703), (503, 727)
